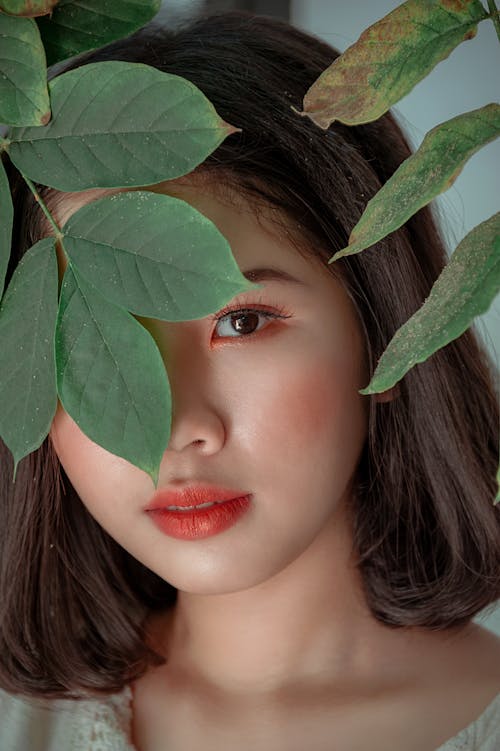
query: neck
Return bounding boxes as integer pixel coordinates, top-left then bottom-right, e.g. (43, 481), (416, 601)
(144, 506), (421, 698)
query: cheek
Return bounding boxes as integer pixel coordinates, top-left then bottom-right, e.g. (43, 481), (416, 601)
(241, 346), (368, 472)
(274, 367), (366, 447)
(49, 404), (135, 507)
(285, 370), (339, 427)
(51, 407), (100, 476)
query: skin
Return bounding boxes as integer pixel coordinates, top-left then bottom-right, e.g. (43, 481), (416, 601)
(48, 181), (500, 751)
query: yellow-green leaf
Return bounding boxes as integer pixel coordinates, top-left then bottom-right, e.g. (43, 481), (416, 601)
(300, 0), (488, 128)
(0, 0), (58, 15)
(360, 213), (500, 395)
(331, 104), (500, 261)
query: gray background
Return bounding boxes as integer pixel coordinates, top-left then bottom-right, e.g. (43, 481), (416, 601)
(290, 0), (500, 372)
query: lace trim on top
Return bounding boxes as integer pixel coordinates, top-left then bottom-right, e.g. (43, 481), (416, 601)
(1, 684), (498, 750)
(74, 685), (135, 751)
(114, 688), (500, 751)
(0, 683), (135, 751)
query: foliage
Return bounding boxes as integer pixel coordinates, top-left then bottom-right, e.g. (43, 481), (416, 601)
(0, 0), (498, 499)
(7, 60), (239, 190)
(0, 0), (256, 483)
(0, 237), (58, 465)
(299, 0), (500, 500)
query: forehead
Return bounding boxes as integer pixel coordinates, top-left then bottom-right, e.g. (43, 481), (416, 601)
(49, 176), (339, 291)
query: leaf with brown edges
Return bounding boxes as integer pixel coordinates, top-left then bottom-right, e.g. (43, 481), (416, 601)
(300, 0), (488, 128)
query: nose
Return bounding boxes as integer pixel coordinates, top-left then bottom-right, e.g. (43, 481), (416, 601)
(144, 317), (226, 457)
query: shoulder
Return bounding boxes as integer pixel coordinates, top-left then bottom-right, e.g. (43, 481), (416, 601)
(412, 624), (500, 750)
(0, 685), (134, 751)
(435, 692), (500, 751)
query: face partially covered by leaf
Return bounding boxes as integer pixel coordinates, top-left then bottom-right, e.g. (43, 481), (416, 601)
(55, 264), (171, 487)
(50, 189), (258, 485)
(0, 44), (246, 483)
(61, 191), (257, 320)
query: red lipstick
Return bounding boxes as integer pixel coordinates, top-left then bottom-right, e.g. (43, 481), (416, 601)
(144, 484), (252, 540)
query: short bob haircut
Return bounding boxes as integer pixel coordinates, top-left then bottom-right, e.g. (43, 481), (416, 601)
(1, 10), (499, 700)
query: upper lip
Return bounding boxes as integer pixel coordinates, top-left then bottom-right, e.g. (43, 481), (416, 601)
(144, 484), (251, 510)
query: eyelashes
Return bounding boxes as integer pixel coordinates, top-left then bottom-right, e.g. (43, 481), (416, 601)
(208, 294), (292, 340)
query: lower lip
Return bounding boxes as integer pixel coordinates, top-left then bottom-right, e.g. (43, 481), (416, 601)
(146, 496), (252, 540)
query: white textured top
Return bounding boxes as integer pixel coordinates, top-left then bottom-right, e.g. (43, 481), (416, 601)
(0, 685), (499, 750)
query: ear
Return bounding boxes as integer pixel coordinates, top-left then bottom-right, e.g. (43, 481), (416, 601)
(373, 384), (400, 403)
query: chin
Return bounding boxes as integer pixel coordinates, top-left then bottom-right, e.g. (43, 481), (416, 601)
(148, 558), (281, 597)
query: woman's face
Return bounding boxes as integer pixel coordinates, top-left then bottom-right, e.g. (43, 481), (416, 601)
(49, 182), (370, 594)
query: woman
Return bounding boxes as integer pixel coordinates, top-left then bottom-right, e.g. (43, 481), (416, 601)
(1, 10), (499, 751)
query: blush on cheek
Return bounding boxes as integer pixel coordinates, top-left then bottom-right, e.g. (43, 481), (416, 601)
(266, 364), (368, 455)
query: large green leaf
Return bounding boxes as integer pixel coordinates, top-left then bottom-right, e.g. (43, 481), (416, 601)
(62, 192), (256, 319)
(0, 159), (13, 300)
(55, 264), (171, 485)
(360, 213), (500, 395)
(0, 237), (58, 479)
(36, 0), (161, 66)
(0, 0), (58, 15)
(7, 61), (240, 190)
(0, 13), (50, 126)
(331, 104), (500, 260)
(300, 0), (488, 128)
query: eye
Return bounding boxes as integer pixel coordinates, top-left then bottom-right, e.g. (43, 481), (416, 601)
(210, 300), (291, 340)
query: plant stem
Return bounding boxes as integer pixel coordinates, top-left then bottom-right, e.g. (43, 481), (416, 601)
(487, 0), (500, 42)
(21, 173), (63, 239)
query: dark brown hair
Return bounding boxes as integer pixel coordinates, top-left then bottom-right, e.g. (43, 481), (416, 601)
(1, 10), (499, 700)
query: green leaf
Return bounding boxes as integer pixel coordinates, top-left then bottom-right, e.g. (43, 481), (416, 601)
(360, 213), (500, 395)
(0, 159), (13, 300)
(55, 264), (171, 485)
(36, 0), (161, 66)
(0, 1), (58, 16)
(62, 191), (257, 319)
(331, 104), (500, 260)
(8, 61), (240, 191)
(0, 237), (58, 479)
(0, 13), (50, 126)
(300, 0), (488, 128)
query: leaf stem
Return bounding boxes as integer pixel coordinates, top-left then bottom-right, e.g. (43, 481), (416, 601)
(21, 173), (63, 239)
(487, 0), (500, 42)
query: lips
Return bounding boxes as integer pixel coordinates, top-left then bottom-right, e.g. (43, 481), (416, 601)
(144, 484), (251, 511)
(144, 485), (252, 540)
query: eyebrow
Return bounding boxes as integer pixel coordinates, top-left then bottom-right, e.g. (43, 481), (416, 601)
(241, 267), (307, 286)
